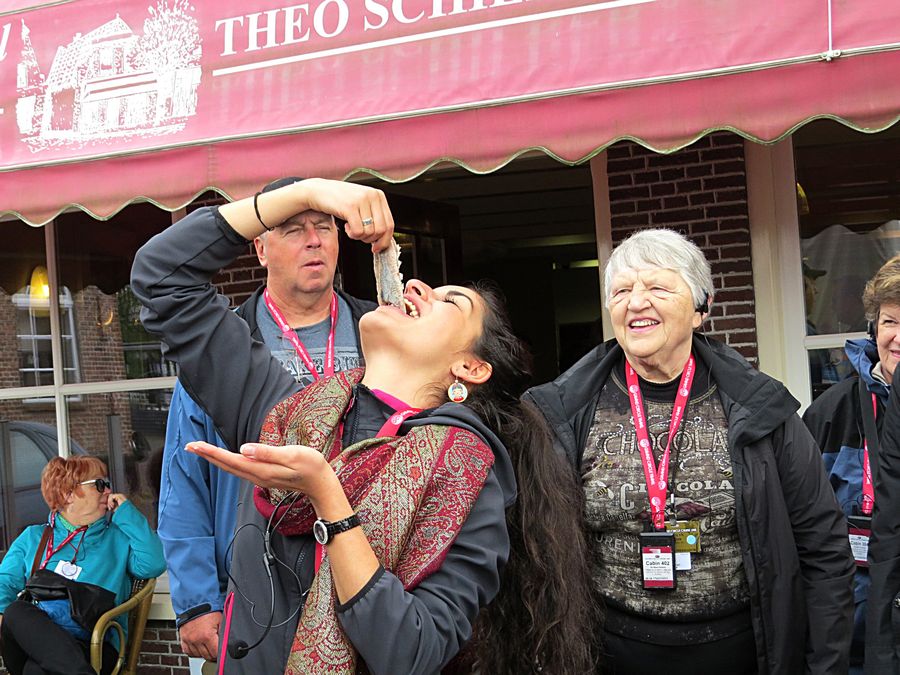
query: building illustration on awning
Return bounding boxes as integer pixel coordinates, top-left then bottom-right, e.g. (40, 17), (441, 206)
(15, 0), (201, 150)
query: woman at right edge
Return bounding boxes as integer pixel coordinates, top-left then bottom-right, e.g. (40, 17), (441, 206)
(525, 228), (855, 674)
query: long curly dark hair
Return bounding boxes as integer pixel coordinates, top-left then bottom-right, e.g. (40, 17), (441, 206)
(451, 281), (600, 674)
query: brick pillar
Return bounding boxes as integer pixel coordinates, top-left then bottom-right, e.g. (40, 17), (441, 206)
(607, 132), (757, 363)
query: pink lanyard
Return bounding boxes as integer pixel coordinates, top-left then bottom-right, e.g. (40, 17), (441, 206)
(41, 513), (87, 569)
(625, 355), (696, 532)
(263, 289), (338, 381)
(862, 392), (877, 516)
(371, 389), (422, 438)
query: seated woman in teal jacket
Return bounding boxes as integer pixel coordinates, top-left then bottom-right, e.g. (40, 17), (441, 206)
(0, 455), (166, 675)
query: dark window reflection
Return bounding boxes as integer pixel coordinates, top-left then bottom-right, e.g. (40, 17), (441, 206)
(795, 122), (900, 399)
(0, 419), (83, 550)
(1, 220), (48, 389)
(55, 203), (174, 382)
(66, 390), (170, 527)
(808, 348), (855, 401)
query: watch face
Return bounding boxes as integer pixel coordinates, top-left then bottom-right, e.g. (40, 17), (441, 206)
(313, 520), (328, 545)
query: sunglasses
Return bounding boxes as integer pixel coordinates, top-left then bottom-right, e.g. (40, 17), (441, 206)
(79, 478), (111, 493)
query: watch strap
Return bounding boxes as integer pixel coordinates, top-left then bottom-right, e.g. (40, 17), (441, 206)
(317, 513), (360, 544)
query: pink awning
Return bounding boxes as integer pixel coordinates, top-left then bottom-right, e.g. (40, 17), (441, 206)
(1, 0), (898, 224)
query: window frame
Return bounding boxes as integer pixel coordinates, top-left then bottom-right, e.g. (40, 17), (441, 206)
(12, 286), (81, 398)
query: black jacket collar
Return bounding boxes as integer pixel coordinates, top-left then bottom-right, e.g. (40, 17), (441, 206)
(524, 334), (799, 465)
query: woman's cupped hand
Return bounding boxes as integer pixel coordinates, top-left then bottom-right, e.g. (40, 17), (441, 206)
(186, 441), (338, 503)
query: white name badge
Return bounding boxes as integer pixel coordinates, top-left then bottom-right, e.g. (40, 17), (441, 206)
(639, 531), (677, 590)
(848, 528), (870, 568)
(53, 559), (82, 580)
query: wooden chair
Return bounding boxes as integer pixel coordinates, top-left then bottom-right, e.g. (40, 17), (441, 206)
(89, 577), (157, 675)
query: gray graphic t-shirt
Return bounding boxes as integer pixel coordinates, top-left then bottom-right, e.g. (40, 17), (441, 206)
(583, 365), (750, 625)
(256, 293), (363, 387)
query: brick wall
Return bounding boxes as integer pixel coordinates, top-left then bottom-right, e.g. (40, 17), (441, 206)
(212, 246), (267, 308)
(133, 620), (191, 674)
(607, 132), (758, 362)
(0, 292), (18, 391)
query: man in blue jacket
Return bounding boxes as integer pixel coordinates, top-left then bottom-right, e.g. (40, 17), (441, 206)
(158, 178), (375, 661)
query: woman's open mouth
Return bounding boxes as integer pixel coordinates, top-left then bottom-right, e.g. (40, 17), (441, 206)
(629, 318), (659, 331)
(403, 298), (420, 318)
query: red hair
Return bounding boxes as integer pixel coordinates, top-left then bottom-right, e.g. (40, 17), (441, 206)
(40, 456), (108, 511)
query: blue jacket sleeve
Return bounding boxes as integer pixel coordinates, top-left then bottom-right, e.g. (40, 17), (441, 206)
(111, 500), (166, 580)
(158, 384), (238, 620)
(337, 470), (508, 675)
(0, 527), (37, 613)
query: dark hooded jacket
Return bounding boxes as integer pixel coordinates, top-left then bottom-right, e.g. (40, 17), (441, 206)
(867, 365), (900, 673)
(802, 338), (889, 670)
(524, 335), (855, 675)
(131, 205), (514, 675)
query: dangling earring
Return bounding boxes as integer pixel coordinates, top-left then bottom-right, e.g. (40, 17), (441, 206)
(447, 378), (468, 403)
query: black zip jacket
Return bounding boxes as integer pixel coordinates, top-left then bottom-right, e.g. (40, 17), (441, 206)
(866, 366), (900, 673)
(524, 336), (855, 675)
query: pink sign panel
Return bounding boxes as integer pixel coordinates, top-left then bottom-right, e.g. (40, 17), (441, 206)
(0, 0), (897, 223)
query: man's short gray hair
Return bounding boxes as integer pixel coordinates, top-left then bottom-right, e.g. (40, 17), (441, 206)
(603, 228), (714, 308)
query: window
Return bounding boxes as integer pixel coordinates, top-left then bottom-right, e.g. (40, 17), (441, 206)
(794, 122), (900, 400)
(0, 210), (182, 562)
(13, 285), (80, 389)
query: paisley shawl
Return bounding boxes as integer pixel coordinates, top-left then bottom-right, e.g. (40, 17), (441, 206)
(254, 368), (495, 675)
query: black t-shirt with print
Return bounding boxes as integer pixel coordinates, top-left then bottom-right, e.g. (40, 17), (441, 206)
(583, 354), (751, 643)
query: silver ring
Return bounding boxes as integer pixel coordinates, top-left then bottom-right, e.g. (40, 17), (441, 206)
(361, 217), (374, 227)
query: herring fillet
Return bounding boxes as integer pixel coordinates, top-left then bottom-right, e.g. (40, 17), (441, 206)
(374, 238), (403, 307)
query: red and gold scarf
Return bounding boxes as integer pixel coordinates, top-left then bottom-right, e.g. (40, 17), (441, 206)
(254, 369), (494, 674)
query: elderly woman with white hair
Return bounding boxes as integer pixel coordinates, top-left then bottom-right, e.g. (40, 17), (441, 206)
(525, 228), (855, 674)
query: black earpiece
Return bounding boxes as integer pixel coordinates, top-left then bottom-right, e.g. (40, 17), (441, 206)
(228, 639), (251, 660)
(224, 494), (301, 662)
(226, 551), (275, 659)
(696, 291), (710, 315)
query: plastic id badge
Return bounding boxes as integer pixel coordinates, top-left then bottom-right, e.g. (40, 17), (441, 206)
(666, 520), (702, 553)
(640, 531), (676, 590)
(848, 515), (871, 568)
(53, 559), (82, 580)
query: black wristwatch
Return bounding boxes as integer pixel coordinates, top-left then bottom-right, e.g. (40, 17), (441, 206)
(313, 514), (360, 545)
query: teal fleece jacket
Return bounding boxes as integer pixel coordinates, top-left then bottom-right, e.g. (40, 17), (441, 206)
(0, 500), (166, 643)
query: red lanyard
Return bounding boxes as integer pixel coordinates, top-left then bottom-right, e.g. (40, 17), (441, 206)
(376, 409), (421, 437)
(862, 393), (877, 516)
(625, 355), (696, 532)
(264, 289), (338, 381)
(41, 513), (87, 570)
(371, 389), (422, 437)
